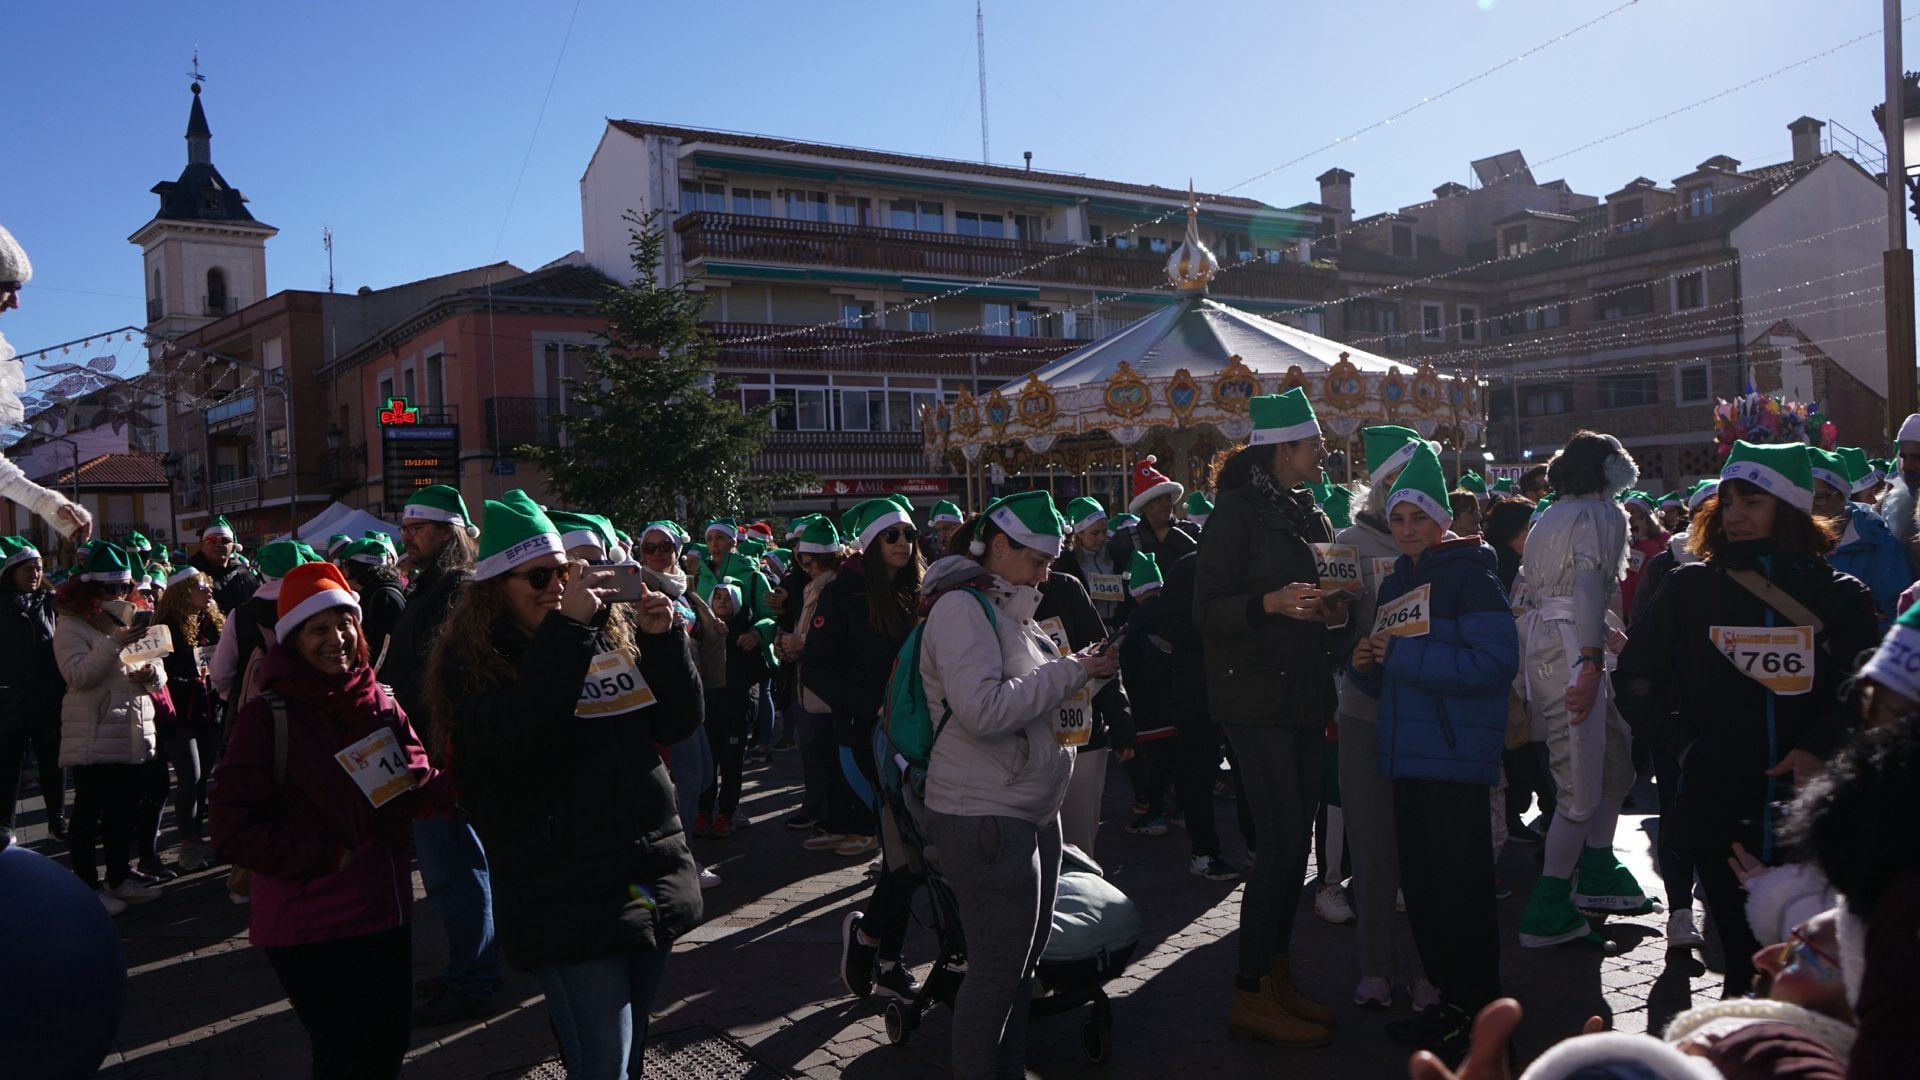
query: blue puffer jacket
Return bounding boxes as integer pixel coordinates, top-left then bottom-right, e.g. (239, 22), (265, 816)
(1347, 538), (1517, 786)
(1829, 502), (1915, 632)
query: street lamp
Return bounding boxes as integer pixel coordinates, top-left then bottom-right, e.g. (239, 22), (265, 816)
(1872, 47), (1920, 434)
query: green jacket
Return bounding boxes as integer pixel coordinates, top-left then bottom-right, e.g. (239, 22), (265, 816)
(695, 552), (780, 668)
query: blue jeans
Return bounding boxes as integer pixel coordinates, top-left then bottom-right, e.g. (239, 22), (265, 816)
(535, 948), (671, 1080)
(667, 726), (712, 832)
(754, 678), (776, 746)
(411, 816), (502, 997)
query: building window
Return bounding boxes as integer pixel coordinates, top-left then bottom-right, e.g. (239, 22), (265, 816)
(839, 389), (885, 432)
(1458, 305), (1480, 342)
(1148, 237), (1170, 254)
(1501, 226), (1529, 257)
(401, 368), (416, 402)
(983, 301), (1013, 336)
(1686, 186), (1714, 219)
(678, 181), (724, 214)
(908, 310), (932, 332)
(1391, 224), (1415, 257)
(1676, 364), (1711, 404)
(1600, 374), (1659, 409)
(840, 302), (872, 329)
(1013, 307), (1043, 338)
(833, 195), (872, 226)
(955, 211), (1006, 238)
(267, 427), (290, 476)
(1421, 302), (1445, 342)
(784, 190), (829, 222)
(424, 353), (444, 409)
(1612, 198), (1646, 234)
(205, 267), (228, 315)
(731, 188), (772, 216)
(1672, 270), (1707, 312)
(1596, 283), (1653, 321)
(1012, 214), (1042, 241)
(889, 200), (944, 232)
(1520, 384), (1571, 417)
(773, 387), (829, 431)
(378, 375), (395, 405)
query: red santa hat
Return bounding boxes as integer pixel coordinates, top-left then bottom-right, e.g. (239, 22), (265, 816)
(744, 521), (776, 541)
(274, 561), (362, 643)
(1128, 456), (1185, 514)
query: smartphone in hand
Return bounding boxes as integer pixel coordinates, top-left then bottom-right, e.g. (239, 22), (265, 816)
(601, 564), (647, 603)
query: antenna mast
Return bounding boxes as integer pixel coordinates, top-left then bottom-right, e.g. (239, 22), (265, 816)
(322, 226), (334, 293)
(976, 1), (990, 164)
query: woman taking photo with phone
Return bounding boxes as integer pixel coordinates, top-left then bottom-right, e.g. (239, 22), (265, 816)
(427, 491), (704, 1079)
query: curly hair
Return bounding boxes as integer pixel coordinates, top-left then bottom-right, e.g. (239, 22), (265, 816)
(1546, 430), (1636, 498)
(1784, 718), (1920, 917)
(423, 577), (634, 753)
(1685, 479), (1838, 562)
(154, 572), (223, 649)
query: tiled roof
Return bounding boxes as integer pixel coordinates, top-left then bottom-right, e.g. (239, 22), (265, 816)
(458, 264), (618, 300)
(608, 120), (1272, 210)
(37, 452), (169, 488)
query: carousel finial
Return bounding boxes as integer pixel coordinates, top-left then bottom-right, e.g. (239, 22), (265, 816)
(1166, 180), (1218, 293)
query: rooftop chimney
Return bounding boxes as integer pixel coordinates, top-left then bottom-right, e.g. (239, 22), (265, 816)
(1789, 116), (1825, 167)
(1317, 168), (1354, 233)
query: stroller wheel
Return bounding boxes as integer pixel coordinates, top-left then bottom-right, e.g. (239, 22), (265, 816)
(1081, 1017), (1111, 1064)
(884, 1001), (913, 1045)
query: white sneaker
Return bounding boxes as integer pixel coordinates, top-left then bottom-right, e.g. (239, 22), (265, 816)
(1313, 882), (1357, 925)
(1666, 907), (1704, 949)
(110, 879), (163, 904)
(1410, 977), (1442, 1014)
(97, 890), (129, 916)
(176, 841), (211, 873)
(698, 866), (723, 889)
(1395, 888), (1406, 913)
(1352, 975), (1392, 1009)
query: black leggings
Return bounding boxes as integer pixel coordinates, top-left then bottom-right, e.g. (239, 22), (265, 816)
(69, 763), (141, 890)
(1394, 777), (1502, 1015)
(1133, 737), (1178, 817)
(700, 688), (752, 816)
(1223, 723), (1321, 980)
(0, 723), (63, 831)
(264, 923), (412, 1080)
(135, 754), (172, 863)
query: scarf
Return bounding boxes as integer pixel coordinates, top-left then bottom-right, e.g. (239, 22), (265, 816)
(1248, 464), (1326, 538)
(643, 563), (688, 599)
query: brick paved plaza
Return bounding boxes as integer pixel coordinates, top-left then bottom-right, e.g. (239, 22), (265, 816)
(9, 754), (1717, 1079)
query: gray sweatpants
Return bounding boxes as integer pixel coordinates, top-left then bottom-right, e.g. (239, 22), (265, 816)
(922, 809), (1062, 1080)
(1336, 712), (1425, 982)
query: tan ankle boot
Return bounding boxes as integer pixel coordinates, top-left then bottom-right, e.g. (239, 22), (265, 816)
(1230, 978), (1332, 1047)
(1269, 954), (1335, 1026)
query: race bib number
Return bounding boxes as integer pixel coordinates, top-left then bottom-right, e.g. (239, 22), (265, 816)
(575, 650), (656, 718)
(1087, 574), (1125, 605)
(1370, 557), (1399, 599)
(1372, 584), (1433, 638)
(1709, 625), (1814, 696)
(193, 644), (217, 674)
(1313, 544), (1364, 593)
(1627, 549), (1648, 573)
(121, 625), (174, 663)
(334, 728), (415, 808)
(1037, 617), (1094, 747)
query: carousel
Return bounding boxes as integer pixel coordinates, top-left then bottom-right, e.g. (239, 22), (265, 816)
(920, 194), (1487, 506)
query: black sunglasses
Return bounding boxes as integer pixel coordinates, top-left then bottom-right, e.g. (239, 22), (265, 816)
(639, 541), (678, 556)
(100, 582), (133, 596)
(508, 564), (572, 590)
(881, 527), (918, 544)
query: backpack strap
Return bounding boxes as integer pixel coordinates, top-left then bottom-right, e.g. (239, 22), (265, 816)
(260, 690), (290, 788)
(1724, 569), (1825, 633)
(929, 587), (1000, 752)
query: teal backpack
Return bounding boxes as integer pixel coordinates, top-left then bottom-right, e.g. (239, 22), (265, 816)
(879, 587), (996, 791)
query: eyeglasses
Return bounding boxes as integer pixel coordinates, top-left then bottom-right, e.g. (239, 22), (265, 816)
(100, 583), (133, 596)
(508, 564), (572, 590)
(1786, 926), (1840, 971)
(639, 541), (678, 556)
(881, 528), (918, 544)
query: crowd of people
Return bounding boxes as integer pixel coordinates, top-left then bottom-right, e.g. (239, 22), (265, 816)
(4, 215), (1918, 1077)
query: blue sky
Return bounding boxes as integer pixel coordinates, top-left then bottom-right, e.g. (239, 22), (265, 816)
(2, 0), (1913, 364)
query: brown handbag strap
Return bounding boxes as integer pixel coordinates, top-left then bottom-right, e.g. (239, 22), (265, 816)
(1725, 569), (1824, 633)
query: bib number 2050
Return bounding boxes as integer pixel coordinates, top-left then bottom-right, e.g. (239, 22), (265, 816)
(576, 650), (657, 718)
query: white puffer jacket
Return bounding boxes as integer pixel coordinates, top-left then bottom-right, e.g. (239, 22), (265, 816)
(55, 613), (160, 767)
(919, 556), (1091, 824)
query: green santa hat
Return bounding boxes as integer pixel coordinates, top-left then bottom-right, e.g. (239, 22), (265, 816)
(736, 535), (770, 561)
(340, 537), (396, 566)
(1836, 447), (1875, 494)
(202, 516), (237, 541)
(1362, 424), (1426, 485)
(79, 542), (134, 584)
(1860, 602), (1920, 705)
(763, 548), (790, 576)
(1530, 495), (1555, 521)
(548, 510), (616, 560)
(979, 490), (1066, 555)
(1063, 496), (1108, 534)
(402, 485), (479, 537)
(252, 539), (321, 600)
(844, 497), (915, 552)
(1658, 491), (1685, 510)
(1321, 482), (1355, 530)
(1491, 476), (1515, 498)
(1720, 439), (1814, 514)
(124, 530), (152, 554)
(702, 517), (739, 542)
(784, 514), (818, 542)
(1, 535), (41, 574)
(1385, 444), (1454, 530)
(640, 520), (686, 551)
(1807, 448), (1852, 498)
(1248, 387), (1321, 446)
(165, 563), (201, 588)
(1685, 478), (1720, 512)
(1621, 490), (1658, 513)
(474, 490), (566, 582)
(1109, 512), (1140, 532)
(326, 533), (354, 558)
(928, 500), (965, 526)
(1185, 491), (1214, 526)
(1458, 471), (1488, 497)
(1127, 550), (1164, 597)
(794, 516), (842, 554)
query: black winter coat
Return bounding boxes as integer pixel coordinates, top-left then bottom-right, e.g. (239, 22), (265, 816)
(0, 588), (63, 734)
(1106, 521), (1199, 627)
(1193, 484), (1340, 728)
(1036, 572), (1133, 753)
(1613, 543), (1878, 859)
(352, 574), (408, 671)
(448, 612), (705, 971)
(189, 551), (258, 616)
(800, 563), (911, 746)
(382, 563), (469, 724)
(1155, 551), (1214, 730)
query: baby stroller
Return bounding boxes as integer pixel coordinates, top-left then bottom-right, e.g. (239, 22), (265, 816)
(872, 730), (1142, 1063)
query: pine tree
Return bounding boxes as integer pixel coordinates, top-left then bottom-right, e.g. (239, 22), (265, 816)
(528, 211), (807, 524)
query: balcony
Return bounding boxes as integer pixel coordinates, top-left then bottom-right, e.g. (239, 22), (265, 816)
(484, 397), (590, 452)
(204, 392), (256, 429)
(204, 294), (234, 317)
(210, 475), (260, 511)
(702, 322), (1074, 379)
(319, 445), (367, 489)
(752, 430), (928, 476)
(146, 297), (163, 323)
(675, 212), (1335, 302)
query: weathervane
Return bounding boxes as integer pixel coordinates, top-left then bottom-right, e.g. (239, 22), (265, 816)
(188, 48), (205, 89)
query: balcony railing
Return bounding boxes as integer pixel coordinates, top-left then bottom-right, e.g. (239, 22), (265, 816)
(484, 397), (590, 451)
(146, 297), (164, 323)
(204, 294), (234, 317)
(318, 445), (368, 489)
(204, 392), (256, 428)
(702, 322), (1073, 379)
(210, 475), (259, 510)
(752, 430), (927, 476)
(675, 211), (1335, 301)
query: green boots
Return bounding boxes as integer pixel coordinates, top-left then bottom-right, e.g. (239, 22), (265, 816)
(1570, 844), (1655, 914)
(1518, 875), (1600, 948)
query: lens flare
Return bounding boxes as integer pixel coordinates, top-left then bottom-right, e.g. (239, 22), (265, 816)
(627, 883), (658, 910)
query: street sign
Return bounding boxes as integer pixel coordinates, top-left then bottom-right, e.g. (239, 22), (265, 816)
(815, 478), (950, 496)
(492, 459), (516, 476)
